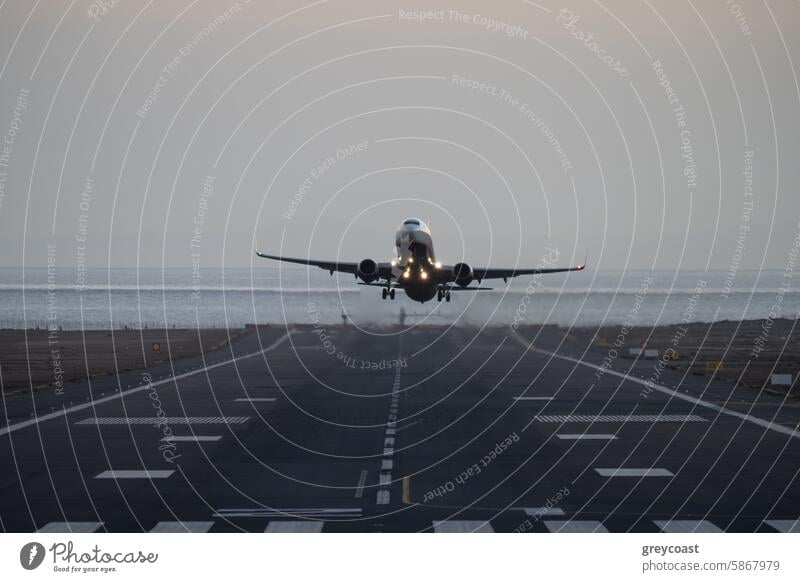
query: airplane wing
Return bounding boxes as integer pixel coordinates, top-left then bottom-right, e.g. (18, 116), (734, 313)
(256, 252), (393, 278)
(440, 263), (586, 283)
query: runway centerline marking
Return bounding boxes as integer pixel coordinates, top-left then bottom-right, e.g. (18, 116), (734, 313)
(513, 396), (554, 401)
(512, 331), (800, 440)
(355, 470), (368, 499)
(0, 331), (292, 437)
(166, 435), (222, 442)
(235, 397), (276, 402)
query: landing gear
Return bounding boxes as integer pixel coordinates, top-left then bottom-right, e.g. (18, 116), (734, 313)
(445, 291), (451, 302)
(390, 288), (395, 300)
(382, 288), (396, 300)
(437, 288), (451, 302)
(382, 288), (388, 300)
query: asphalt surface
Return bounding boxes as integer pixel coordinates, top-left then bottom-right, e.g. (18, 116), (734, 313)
(1, 324), (799, 533)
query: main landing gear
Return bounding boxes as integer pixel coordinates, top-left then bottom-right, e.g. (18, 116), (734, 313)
(437, 288), (451, 302)
(382, 288), (396, 300)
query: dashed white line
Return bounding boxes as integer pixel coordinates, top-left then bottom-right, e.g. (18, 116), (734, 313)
(166, 435), (222, 442)
(354, 470), (368, 499)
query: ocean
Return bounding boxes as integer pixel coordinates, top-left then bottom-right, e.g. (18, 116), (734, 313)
(0, 267), (796, 330)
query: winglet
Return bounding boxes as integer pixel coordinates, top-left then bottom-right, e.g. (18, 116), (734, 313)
(576, 250), (589, 270)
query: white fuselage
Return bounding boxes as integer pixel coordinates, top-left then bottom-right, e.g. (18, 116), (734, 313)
(392, 218), (442, 302)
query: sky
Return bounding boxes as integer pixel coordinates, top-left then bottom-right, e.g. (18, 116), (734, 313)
(0, 0), (798, 274)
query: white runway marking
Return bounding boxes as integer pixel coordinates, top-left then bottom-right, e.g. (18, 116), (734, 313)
(0, 332), (292, 437)
(166, 435), (222, 442)
(523, 507), (566, 517)
(765, 519), (800, 532)
(433, 520), (494, 533)
(381, 459), (393, 470)
(545, 520), (608, 533)
(376, 490), (391, 505)
(265, 521), (323, 533)
(234, 398), (276, 402)
(654, 520), (723, 533)
(535, 414), (706, 423)
(95, 470), (175, 479)
(513, 396), (554, 401)
(557, 433), (618, 440)
(595, 468), (674, 477)
(150, 521), (214, 533)
(78, 417), (249, 425)
(512, 331), (800, 440)
(214, 508), (361, 518)
(355, 470), (368, 499)
(37, 521), (103, 533)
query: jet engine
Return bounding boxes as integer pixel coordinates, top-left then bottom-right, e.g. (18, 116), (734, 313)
(452, 262), (473, 287)
(357, 259), (379, 283)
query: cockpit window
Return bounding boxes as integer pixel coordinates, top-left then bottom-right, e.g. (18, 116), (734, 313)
(404, 219), (420, 226)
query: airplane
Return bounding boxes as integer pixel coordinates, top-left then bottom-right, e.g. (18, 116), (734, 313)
(256, 218), (586, 304)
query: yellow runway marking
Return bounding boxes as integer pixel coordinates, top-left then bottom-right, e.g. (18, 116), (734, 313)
(402, 476), (411, 504)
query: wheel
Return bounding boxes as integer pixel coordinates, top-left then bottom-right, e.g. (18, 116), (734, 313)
(445, 292), (451, 302)
(382, 288), (387, 300)
(389, 289), (396, 300)
(437, 289), (442, 301)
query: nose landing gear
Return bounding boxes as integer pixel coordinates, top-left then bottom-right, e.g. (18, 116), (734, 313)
(437, 288), (451, 302)
(382, 288), (396, 300)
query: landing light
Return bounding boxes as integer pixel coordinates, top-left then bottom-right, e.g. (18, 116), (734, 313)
(403, 270), (411, 279)
(420, 271), (428, 280)
(435, 262), (442, 269)
(408, 257), (414, 263)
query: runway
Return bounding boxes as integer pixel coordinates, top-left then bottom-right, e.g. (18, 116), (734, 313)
(1, 324), (799, 533)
